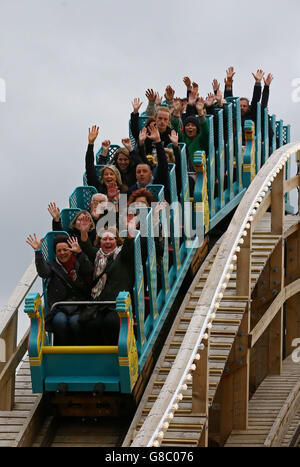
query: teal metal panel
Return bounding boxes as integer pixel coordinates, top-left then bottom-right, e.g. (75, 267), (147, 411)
(226, 97), (243, 193)
(203, 115), (215, 218)
(132, 232), (145, 356)
(60, 208), (81, 231)
(214, 108), (225, 211)
(276, 119), (283, 148)
(96, 144), (120, 164)
(255, 102), (262, 173)
(83, 165), (105, 187)
(270, 115), (276, 154)
(261, 107), (269, 165)
(224, 102), (234, 202)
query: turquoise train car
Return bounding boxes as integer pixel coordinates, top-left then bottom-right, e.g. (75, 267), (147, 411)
(24, 97), (291, 416)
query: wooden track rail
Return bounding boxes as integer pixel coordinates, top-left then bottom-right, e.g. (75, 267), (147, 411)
(130, 142), (300, 447)
(1, 143), (300, 447)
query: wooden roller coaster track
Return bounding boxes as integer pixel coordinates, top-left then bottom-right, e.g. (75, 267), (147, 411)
(1, 142), (300, 447)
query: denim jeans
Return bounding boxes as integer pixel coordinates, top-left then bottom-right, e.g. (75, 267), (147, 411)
(52, 310), (83, 345)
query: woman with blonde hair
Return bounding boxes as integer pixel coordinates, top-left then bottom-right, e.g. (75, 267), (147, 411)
(85, 125), (128, 194)
(48, 204), (96, 244)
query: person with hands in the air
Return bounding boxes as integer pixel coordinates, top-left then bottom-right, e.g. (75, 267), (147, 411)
(48, 203), (96, 244)
(76, 215), (137, 345)
(85, 125), (128, 195)
(26, 233), (94, 345)
(172, 92), (209, 166)
(128, 121), (170, 202)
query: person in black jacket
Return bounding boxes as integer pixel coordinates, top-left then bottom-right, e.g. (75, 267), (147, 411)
(224, 68), (265, 144)
(26, 234), (94, 345)
(77, 218), (136, 345)
(130, 99), (175, 155)
(48, 204), (97, 245)
(128, 122), (170, 202)
(85, 126), (128, 194)
(97, 138), (145, 188)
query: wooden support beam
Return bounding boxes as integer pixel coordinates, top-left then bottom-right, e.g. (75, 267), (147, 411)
(192, 338), (209, 416)
(236, 225), (252, 297)
(285, 227), (300, 357)
(268, 239), (284, 375)
(271, 166), (285, 235)
(249, 278), (300, 348)
(0, 314), (17, 411)
(232, 310), (250, 431)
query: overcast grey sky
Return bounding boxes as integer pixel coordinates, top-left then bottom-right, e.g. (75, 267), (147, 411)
(1, 0), (300, 335)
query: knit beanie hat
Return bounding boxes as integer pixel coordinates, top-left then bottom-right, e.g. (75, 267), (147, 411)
(183, 116), (201, 133)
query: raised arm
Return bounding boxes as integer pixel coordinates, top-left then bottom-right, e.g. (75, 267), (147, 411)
(145, 89), (156, 116)
(86, 125), (100, 189)
(97, 139), (111, 164)
(130, 98), (143, 142)
(77, 214), (98, 262)
(48, 202), (62, 231)
(261, 73), (273, 109)
(147, 123), (170, 199)
(224, 66), (235, 98)
(26, 233), (52, 279)
(250, 69), (264, 111)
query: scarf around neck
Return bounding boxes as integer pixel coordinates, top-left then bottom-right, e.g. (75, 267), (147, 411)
(91, 246), (122, 299)
(56, 254), (77, 281)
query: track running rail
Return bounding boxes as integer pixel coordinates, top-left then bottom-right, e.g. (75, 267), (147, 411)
(131, 141), (300, 447)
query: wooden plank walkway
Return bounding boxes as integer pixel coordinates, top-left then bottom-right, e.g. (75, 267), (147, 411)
(225, 354), (300, 447)
(125, 214), (300, 447)
(0, 357), (42, 447)
(1, 215), (299, 447)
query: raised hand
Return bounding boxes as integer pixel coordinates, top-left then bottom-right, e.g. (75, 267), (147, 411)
(196, 97), (205, 115)
(101, 139), (111, 156)
(77, 214), (92, 233)
(155, 92), (163, 106)
(205, 93), (215, 107)
(48, 202), (60, 222)
(132, 97), (143, 114)
(212, 79), (220, 92)
(192, 82), (199, 94)
(26, 233), (42, 251)
(252, 69), (265, 83)
(147, 122), (161, 142)
(225, 66), (235, 87)
(139, 126), (147, 146)
(173, 98), (182, 117)
(264, 73), (274, 86)
(127, 214), (137, 238)
(169, 129), (179, 147)
(121, 137), (133, 152)
(164, 85), (175, 102)
(216, 89), (223, 106)
(145, 89), (156, 103)
(67, 237), (82, 254)
(183, 76), (192, 90)
(107, 182), (120, 202)
(88, 125), (99, 144)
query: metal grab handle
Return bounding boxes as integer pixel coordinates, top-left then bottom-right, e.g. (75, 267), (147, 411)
(50, 301), (116, 312)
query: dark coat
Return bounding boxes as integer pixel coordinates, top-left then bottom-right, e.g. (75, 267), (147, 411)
(34, 250), (94, 330)
(80, 237), (135, 302)
(98, 149), (144, 188)
(130, 112), (174, 153)
(85, 144), (128, 194)
(128, 141), (170, 202)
